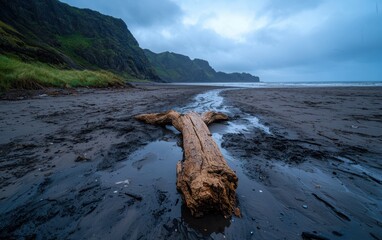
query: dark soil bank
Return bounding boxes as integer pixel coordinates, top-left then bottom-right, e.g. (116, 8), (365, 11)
(222, 87), (382, 239)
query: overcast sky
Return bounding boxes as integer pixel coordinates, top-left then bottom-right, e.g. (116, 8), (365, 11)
(60, 0), (382, 82)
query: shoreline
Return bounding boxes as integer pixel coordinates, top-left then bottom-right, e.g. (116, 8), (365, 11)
(3, 82), (381, 101)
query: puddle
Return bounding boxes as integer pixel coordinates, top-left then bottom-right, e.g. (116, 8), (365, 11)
(99, 140), (182, 187)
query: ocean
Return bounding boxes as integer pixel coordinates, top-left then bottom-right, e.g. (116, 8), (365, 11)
(171, 81), (382, 88)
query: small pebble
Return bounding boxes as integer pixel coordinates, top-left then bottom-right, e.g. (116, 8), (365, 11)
(250, 231), (254, 235)
(302, 204), (308, 209)
(259, 190), (263, 193)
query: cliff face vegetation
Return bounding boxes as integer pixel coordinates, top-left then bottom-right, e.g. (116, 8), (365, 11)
(0, 0), (159, 81)
(144, 49), (260, 83)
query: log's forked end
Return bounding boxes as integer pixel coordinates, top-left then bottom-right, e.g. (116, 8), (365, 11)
(135, 110), (181, 127)
(202, 111), (229, 125)
(136, 110), (228, 127)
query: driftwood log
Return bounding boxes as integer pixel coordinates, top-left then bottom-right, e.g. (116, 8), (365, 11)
(135, 110), (239, 217)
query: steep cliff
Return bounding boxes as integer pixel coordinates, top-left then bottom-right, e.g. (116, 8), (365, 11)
(144, 49), (259, 83)
(0, 0), (159, 81)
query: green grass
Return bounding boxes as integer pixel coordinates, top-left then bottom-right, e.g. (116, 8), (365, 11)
(0, 20), (19, 34)
(0, 21), (25, 48)
(0, 55), (125, 91)
(57, 34), (93, 50)
(56, 34), (94, 67)
(121, 73), (150, 82)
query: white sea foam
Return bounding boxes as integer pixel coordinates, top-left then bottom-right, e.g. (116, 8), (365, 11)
(179, 89), (271, 134)
(178, 89), (229, 113)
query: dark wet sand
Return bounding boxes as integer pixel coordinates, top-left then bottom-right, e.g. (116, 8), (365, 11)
(0, 85), (218, 239)
(0, 85), (381, 239)
(222, 87), (382, 239)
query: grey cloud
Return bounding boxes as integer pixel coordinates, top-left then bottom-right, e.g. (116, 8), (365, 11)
(137, 25), (233, 58)
(122, 0), (182, 27)
(261, 0), (323, 18)
(206, 6), (382, 80)
(60, 0), (182, 27)
(239, 2), (381, 67)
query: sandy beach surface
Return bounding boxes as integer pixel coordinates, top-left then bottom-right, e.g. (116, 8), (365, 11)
(222, 87), (382, 239)
(0, 85), (381, 239)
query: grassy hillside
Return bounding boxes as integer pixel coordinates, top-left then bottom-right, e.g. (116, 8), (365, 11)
(0, 55), (124, 91)
(0, 0), (161, 86)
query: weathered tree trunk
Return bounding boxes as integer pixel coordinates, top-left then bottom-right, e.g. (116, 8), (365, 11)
(135, 110), (239, 217)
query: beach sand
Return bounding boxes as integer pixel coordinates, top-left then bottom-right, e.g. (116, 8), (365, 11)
(0, 85), (381, 239)
(222, 87), (382, 239)
(0, 85), (216, 239)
